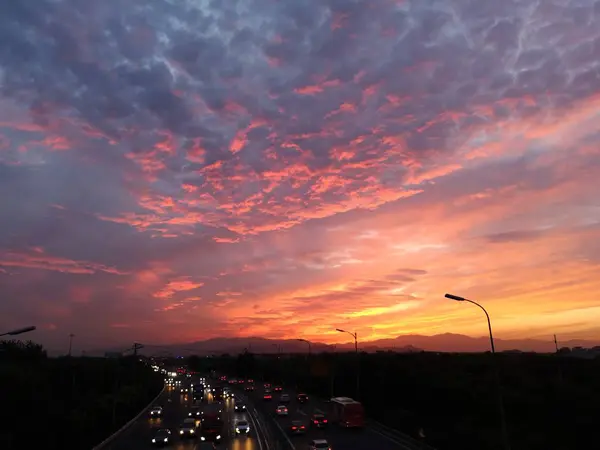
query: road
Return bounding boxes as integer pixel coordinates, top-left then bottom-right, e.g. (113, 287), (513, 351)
(238, 382), (425, 450)
(104, 383), (266, 450)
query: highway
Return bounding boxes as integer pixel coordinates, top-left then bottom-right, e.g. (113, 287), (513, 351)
(103, 382), (266, 450)
(239, 382), (427, 450)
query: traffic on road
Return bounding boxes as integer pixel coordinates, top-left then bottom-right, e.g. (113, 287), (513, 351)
(102, 373), (268, 450)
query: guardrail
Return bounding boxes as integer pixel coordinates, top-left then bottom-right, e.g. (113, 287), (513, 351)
(243, 392), (279, 450)
(91, 386), (165, 450)
(367, 419), (435, 450)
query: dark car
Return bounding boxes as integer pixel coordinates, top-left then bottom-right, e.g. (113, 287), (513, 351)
(297, 393), (308, 403)
(311, 413), (328, 428)
(263, 390), (272, 401)
(234, 402), (247, 412)
(151, 428), (172, 446)
(188, 406), (202, 418)
(245, 385), (255, 391)
(235, 419), (250, 436)
(274, 386), (283, 392)
(289, 420), (306, 435)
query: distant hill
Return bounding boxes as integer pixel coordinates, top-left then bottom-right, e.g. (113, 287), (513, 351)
(92, 333), (600, 357)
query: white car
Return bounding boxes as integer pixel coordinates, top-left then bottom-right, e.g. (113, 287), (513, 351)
(149, 405), (163, 417)
(275, 405), (288, 416)
(309, 439), (331, 450)
(235, 420), (250, 436)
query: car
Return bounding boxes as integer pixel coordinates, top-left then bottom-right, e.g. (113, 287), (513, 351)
(234, 402), (247, 412)
(179, 418), (197, 438)
(274, 386), (283, 392)
(188, 406), (202, 418)
(180, 387), (189, 393)
(245, 385), (255, 391)
(264, 383), (271, 389)
(310, 413), (328, 428)
(263, 391), (272, 401)
(235, 419), (250, 436)
(289, 420), (306, 435)
(297, 393), (309, 403)
(149, 405), (163, 417)
(151, 428), (171, 446)
(279, 393), (290, 403)
(275, 405), (289, 416)
(309, 439), (331, 450)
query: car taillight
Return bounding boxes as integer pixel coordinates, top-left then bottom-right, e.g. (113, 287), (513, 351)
(300, 426), (305, 429)
(314, 420), (318, 423)
(323, 419), (328, 423)
(291, 427), (297, 430)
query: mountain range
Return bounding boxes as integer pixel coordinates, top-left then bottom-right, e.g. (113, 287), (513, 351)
(105, 333), (600, 357)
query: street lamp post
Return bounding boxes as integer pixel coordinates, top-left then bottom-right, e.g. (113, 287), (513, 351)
(296, 339), (311, 356)
(445, 293), (511, 450)
(335, 328), (359, 400)
(0, 326), (36, 337)
(68, 333), (75, 357)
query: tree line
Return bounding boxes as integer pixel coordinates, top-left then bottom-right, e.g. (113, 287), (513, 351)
(0, 339), (163, 450)
(196, 350), (598, 450)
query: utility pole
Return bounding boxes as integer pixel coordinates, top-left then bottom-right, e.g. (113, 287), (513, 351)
(554, 334), (563, 383)
(68, 333), (75, 357)
(133, 342), (143, 357)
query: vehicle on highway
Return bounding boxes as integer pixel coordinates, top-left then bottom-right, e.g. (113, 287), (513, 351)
(279, 393), (290, 403)
(179, 418), (197, 438)
(151, 428), (172, 446)
(297, 393), (309, 403)
(224, 388), (233, 399)
(149, 405), (163, 417)
(310, 412), (328, 428)
(229, 378), (238, 384)
(309, 439), (331, 450)
(329, 396), (365, 428)
(199, 420), (223, 443)
(245, 384), (255, 391)
(180, 386), (190, 393)
(189, 405), (202, 418)
(289, 420), (306, 435)
(263, 390), (272, 401)
(247, 378), (254, 383)
(235, 419), (250, 436)
(274, 385), (283, 392)
(264, 382), (271, 389)
(276, 405), (289, 416)
(234, 402), (246, 412)
(213, 385), (224, 401)
(201, 403), (223, 422)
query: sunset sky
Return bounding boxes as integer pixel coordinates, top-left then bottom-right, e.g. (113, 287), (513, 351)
(1, 0), (600, 352)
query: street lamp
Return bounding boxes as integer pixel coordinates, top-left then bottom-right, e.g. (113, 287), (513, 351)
(0, 325), (36, 337)
(445, 293), (511, 450)
(296, 339), (311, 356)
(68, 333), (75, 357)
(335, 328), (359, 400)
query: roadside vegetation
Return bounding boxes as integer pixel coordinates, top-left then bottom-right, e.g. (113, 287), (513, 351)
(0, 339), (163, 450)
(198, 350), (596, 450)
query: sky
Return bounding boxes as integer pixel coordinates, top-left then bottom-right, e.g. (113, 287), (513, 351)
(1, 0), (600, 353)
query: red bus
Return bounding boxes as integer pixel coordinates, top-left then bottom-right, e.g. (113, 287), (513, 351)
(328, 397), (365, 428)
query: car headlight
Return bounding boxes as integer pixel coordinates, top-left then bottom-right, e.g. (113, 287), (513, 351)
(152, 438), (156, 443)
(216, 435), (221, 439)
(236, 428), (240, 433)
(180, 430), (184, 434)
(201, 437), (206, 441)
(190, 430), (195, 433)
(164, 438), (168, 442)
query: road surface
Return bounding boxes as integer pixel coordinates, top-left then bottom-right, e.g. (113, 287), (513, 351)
(104, 383), (267, 450)
(239, 382), (425, 450)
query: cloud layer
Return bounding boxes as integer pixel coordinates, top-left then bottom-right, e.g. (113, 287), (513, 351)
(1, 0), (600, 351)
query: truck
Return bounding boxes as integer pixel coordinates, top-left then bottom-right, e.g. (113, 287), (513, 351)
(328, 397), (365, 428)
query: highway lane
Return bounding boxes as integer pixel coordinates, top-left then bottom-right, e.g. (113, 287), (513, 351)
(242, 382), (423, 450)
(103, 383), (262, 450)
